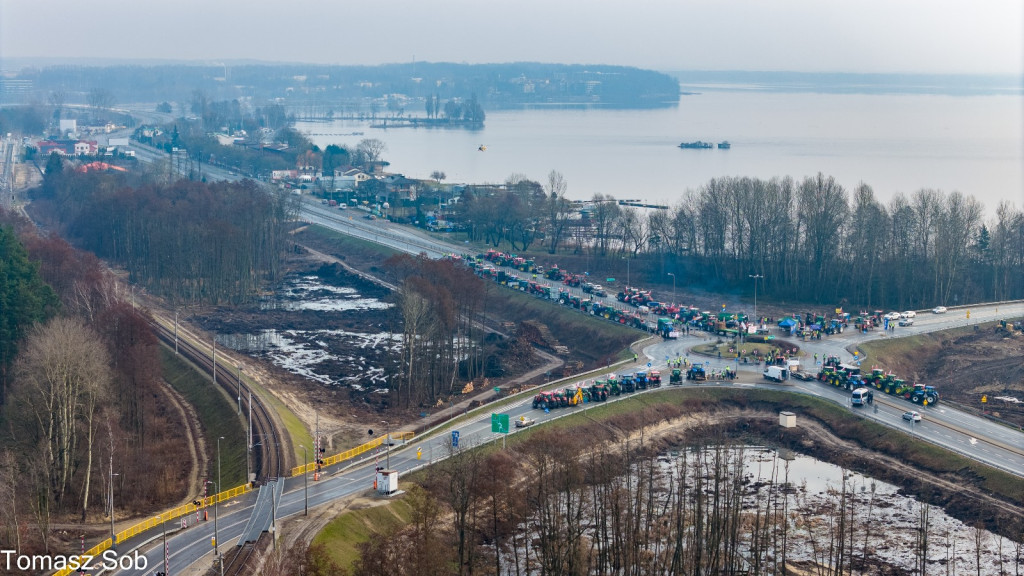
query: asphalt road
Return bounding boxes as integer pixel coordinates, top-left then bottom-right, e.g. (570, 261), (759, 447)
(97, 143), (1024, 576)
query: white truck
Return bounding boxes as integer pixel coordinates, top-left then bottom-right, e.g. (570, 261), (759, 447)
(763, 365), (789, 382)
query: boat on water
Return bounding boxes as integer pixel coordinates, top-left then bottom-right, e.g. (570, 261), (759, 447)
(717, 141), (731, 149)
(678, 141), (713, 149)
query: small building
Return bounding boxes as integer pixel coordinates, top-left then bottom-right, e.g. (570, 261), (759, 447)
(779, 412), (796, 428)
(334, 168), (370, 190)
(375, 469), (399, 496)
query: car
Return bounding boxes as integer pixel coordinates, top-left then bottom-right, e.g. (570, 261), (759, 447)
(515, 416), (536, 428)
(886, 312), (902, 320)
(898, 318), (914, 326)
(932, 306), (948, 314)
(364, 214), (377, 220)
(901, 310), (917, 318)
(902, 410), (922, 422)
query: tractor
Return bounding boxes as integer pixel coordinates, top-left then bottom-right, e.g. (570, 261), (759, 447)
(686, 366), (707, 381)
(532, 391), (560, 410)
(635, 370), (649, 390)
(669, 368), (683, 384)
(619, 373), (636, 393)
(649, 370), (662, 387)
(590, 382), (610, 401)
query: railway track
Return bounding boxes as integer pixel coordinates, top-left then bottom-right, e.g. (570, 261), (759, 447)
(153, 322), (283, 483)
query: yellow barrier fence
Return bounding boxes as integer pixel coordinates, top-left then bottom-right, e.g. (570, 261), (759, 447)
(52, 484), (250, 576)
(291, 431), (415, 477)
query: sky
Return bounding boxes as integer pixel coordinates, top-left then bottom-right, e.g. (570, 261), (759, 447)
(1, 0), (1021, 75)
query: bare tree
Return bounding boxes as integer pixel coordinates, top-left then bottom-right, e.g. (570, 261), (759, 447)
(13, 317), (111, 513)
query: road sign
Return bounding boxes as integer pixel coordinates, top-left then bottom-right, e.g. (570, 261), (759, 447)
(451, 430), (460, 447)
(982, 395), (987, 403)
(647, 362), (652, 367)
(491, 413), (509, 434)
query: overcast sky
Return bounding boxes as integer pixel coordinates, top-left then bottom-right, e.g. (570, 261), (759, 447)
(1, 0), (1021, 75)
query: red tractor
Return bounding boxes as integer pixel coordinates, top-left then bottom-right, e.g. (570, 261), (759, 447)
(532, 391), (560, 410)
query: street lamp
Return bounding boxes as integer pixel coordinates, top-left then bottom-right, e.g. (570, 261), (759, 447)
(300, 445), (308, 516)
(236, 364), (243, 414)
(749, 274), (764, 327)
(206, 480), (221, 574)
(216, 436), (224, 509)
(108, 456), (119, 549)
(667, 272), (676, 305)
(381, 420), (391, 469)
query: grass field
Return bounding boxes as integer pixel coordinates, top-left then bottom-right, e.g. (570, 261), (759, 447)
(160, 347), (248, 490)
(313, 497), (414, 570)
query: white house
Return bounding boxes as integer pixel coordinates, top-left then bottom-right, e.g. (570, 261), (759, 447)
(333, 168), (370, 191)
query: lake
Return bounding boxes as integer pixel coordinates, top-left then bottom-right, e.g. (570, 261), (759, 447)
(297, 88), (1023, 216)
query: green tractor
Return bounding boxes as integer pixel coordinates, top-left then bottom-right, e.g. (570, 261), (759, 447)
(669, 368), (683, 384)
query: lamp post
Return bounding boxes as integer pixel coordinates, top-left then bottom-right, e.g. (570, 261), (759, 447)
(206, 480), (221, 574)
(216, 436), (224, 508)
(381, 420), (391, 469)
(161, 513), (169, 576)
(300, 445), (308, 516)
(667, 272), (676, 305)
(108, 456), (119, 550)
(749, 274), (764, 327)
(236, 364), (243, 414)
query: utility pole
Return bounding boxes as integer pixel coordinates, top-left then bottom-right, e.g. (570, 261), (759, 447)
(236, 364), (243, 414)
(161, 514), (169, 576)
(749, 274), (764, 328)
(381, 420), (391, 469)
(247, 389), (252, 484)
(207, 480), (221, 575)
(109, 456), (118, 550)
(667, 272), (676, 305)
(301, 445), (308, 516)
(212, 338), (217, 386)
(174, 310), (178, 355)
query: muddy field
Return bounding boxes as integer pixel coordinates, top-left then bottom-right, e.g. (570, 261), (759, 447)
(192, 259), (403, 413)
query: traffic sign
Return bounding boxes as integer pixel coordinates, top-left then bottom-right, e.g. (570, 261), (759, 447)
(451, 430), (460, 447)
(491, 413), (509, 434)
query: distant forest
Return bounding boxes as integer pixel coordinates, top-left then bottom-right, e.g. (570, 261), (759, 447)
(6, 62), (681, 111)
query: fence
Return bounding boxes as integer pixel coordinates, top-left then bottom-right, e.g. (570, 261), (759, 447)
(291, 431), (415, 477)
(52, 483), (251, 576)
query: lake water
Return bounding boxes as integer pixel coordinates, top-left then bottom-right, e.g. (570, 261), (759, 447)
(297, 89), (1023, 215)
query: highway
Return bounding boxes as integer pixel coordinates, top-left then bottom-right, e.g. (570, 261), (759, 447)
(104, 201), (1024, 576)
(70, 125), (1020, 574)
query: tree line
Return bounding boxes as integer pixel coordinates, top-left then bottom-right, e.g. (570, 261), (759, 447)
(385, 254), (493, 410)
(30, 158), (295, 305)
(262, 408), (1022, 575)
(451, 173), (1024, 309)
(0, 214), (189, 554)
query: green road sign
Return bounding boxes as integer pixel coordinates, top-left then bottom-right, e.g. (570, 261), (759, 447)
(491, 413), (509, 434)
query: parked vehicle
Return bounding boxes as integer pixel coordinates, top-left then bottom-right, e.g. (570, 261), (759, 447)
(851, 387), (873, 407)
(903, 410), (922, 422)
(933, 306), (948, 314)
(669, 368), (683, 384)
(899, 318), (914, 326)
(763, 365), (789, 382)
(515, 416), (536, 428)
(686, 366), (707, 381)
(901, 311), (917, 318)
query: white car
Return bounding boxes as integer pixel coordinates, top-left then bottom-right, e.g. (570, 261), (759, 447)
(515, 416), (536, 428)
(932, 306), (948, 314)
(901, 311), (917, 318)
(902, 410), (922, 422)
(886, 312), (902, 320)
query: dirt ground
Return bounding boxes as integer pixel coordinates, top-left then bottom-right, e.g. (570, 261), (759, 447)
(864, 322), (1024, 428)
